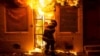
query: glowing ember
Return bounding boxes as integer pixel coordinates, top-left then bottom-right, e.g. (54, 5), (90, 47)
(32, 48), (42, 52)
(56, 50), (77, 56)
(55, 50), (65, 53)
(24, 48), (42, 55)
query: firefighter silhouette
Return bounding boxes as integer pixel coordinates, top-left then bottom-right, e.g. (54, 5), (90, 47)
(43, 20), (57, 55)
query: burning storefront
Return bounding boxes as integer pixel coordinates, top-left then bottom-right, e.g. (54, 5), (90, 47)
(0, 0), (83, 55)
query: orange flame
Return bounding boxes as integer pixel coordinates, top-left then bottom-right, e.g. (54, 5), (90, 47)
(67, 0), (79, 6)
(27, 0), (56, 52)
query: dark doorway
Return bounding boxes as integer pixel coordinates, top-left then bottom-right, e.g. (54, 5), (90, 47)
(83, 0), (100, 45)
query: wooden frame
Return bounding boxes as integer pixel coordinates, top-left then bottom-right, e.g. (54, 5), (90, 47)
(60, 6), (78, 32)
(4, 7), (29, 33)
(84, 45), (100, 56)
(55, 5), (81, 35)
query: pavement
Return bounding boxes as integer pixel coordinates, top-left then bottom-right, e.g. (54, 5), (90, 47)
(0, 52), (77, 56)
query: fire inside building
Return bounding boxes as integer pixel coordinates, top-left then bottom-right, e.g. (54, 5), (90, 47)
(0, 0), (99, 56)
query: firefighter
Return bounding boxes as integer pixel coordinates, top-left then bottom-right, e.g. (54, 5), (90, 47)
(43, 20), (57, 55)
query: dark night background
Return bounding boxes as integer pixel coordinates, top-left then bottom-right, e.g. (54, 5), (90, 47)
(83, 0), (100, 45)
